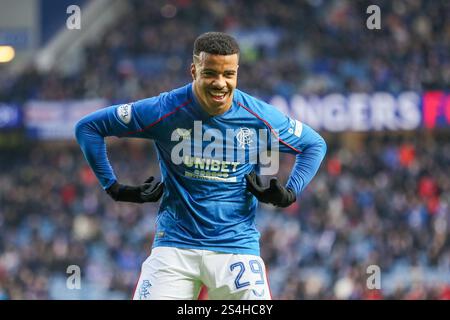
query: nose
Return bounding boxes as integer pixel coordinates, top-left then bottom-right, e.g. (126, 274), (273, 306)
(211, 75), (226, 89)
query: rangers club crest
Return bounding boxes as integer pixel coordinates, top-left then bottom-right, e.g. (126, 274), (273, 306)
(236, 127), (254, 148)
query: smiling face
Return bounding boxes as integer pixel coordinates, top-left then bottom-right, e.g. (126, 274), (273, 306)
(191, 52), (239, 116)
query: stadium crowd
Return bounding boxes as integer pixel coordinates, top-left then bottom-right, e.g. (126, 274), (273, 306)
(0, 0), (449, 299)
(1, 0), (449, 102)
(0, 133), (449, 299)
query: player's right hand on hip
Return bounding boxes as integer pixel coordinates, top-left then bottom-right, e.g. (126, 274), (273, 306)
(106, 176), (164, 203)
(244, 171), (296, 208)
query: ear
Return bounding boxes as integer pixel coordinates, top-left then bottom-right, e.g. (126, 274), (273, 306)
(191, 63), (196, 80)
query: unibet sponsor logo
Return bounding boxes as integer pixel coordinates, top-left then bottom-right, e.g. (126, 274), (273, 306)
(182, 155), (239, 182)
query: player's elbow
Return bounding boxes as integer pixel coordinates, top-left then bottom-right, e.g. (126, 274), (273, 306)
(74, 118), (89, 145)
(313, 135), (327, 163)
(318, 136), (327, 158)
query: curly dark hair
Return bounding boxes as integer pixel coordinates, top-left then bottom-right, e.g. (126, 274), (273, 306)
(193, 32), (240, 56)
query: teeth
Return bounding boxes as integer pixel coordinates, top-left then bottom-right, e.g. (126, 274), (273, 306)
(210, 91), (226, 97)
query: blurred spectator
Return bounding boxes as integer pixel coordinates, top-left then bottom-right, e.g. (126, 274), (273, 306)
(1, 0), (449, 299)
(1, 0), (449, 102)
(0, 132), (449, 299)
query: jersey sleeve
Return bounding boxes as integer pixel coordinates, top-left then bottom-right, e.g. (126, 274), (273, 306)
(262, 102), (327, 196)
(74, 96), (162, 189)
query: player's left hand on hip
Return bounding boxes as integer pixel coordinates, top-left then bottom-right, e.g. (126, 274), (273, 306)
(106, 176), (164, 203)
(244, 171), (296, 208)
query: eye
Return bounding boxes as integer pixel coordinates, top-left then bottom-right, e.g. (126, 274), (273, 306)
(202, 71), (215, 77)
(224, 72), (236, 78)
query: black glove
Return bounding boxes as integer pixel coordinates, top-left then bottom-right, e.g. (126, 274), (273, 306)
(245, 171), (296, 208)
(106, 177), (164, 203)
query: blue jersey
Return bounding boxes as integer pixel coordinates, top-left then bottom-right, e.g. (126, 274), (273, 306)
(75, 83), (326, 256)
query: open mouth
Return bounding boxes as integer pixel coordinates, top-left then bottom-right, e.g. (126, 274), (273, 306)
(209, 91), (227, 102)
